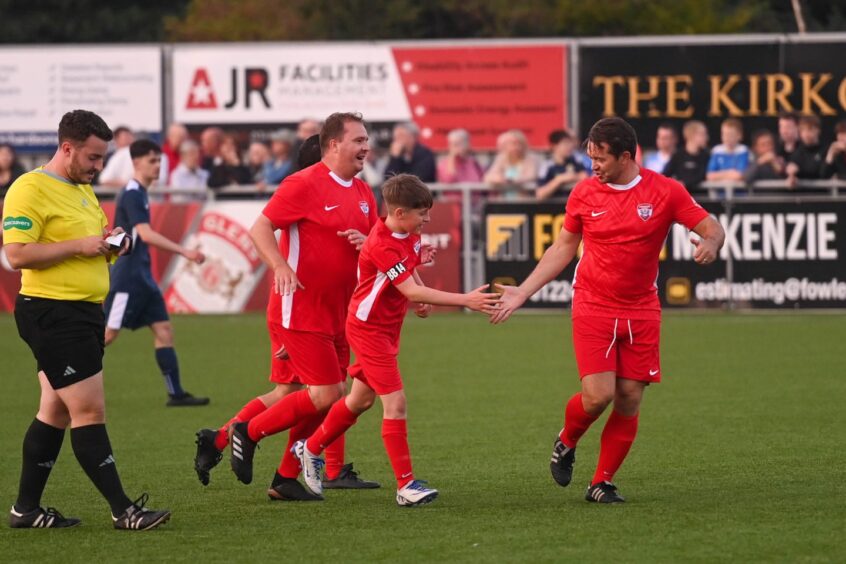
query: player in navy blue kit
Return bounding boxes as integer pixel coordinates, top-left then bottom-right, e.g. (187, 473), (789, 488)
(104, 139), (209, 407)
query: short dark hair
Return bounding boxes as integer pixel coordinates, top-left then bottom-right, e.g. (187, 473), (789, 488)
(778, 111), (799, 124)
(320, 112), (366, 152)
(799, 115), (821, 130)
(297, 134), (322, 169)
(751, 129), (775, 147)
(58, 110), (113, 145)
(548, 129), (572, 145)
(657, 122), (677, 136)
(130, 139), (161, 160)
(382, 174), (433, 210)
(587, 117), (637, 159)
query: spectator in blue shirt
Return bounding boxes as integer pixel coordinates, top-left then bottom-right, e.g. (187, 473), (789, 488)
(707, 118), (749, 182)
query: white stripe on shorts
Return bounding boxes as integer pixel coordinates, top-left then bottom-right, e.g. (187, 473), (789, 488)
(107, 292), (129, 330)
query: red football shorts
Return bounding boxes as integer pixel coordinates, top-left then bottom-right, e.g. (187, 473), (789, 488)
(267, 320), (299, 385)
(278, 327), (349, 386)
(346, 320), (403, 396)
(571, 316), (661, 383)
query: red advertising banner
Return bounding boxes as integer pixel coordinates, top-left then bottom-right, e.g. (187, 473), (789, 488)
(391, 45), (567, 150)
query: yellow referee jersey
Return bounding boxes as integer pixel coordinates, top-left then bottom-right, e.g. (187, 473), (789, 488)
(2, 168), (110, 302)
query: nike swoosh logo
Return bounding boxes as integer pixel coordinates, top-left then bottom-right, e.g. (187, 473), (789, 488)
(324, 205), (340, 211)
(591, 211), (607, 217)
(401, 472), (413, 478)
(649, 369), (659, 376)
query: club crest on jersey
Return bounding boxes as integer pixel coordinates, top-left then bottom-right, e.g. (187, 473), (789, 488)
(414, 240), (421, 254)
(359, 201), (369, 215)
(637, 203), (653, 221)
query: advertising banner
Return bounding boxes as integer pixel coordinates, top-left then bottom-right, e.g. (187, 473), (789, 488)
(173, 42), (567, 150)
(660, 200), (846, 309)
(483, 199), (846, 310)
(0, 46), (162, 150)
(483, 200), (575, 310)
(578, 40), (846, 144)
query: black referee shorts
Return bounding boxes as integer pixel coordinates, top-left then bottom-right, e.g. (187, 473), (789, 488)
(14, 295), (106, 389)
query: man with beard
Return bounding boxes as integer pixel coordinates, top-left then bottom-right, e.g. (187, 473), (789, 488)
(3, 110), (170, 530)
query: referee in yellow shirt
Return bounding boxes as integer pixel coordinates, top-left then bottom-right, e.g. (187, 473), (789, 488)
(3, 110), (170, 530)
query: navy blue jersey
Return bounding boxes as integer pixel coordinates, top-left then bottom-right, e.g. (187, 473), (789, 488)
(110, 179), (156, 290)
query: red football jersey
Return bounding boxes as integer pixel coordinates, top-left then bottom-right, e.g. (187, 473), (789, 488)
(263, 162), (378, 334)
(347, 219), (422, 332)
(563, 168), (709, 320)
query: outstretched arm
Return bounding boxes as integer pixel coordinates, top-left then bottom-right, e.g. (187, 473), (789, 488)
(394, 278), (499, 314)
(490, 227), (582, 324)
(134, 223), (204, 264)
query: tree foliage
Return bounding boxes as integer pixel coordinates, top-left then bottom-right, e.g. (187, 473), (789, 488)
(0, 0), (190, 43)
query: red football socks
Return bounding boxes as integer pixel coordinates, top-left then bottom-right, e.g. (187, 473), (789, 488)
(382, 418), (413, 489)
(592, 410), (639, 485)
(560, 393), (600, 449)
(323, 434), (345, 481)
(305, 399), (358, 456)
(247, 389), (317, 442)
(277, 412), (324, 478)
(214, 398), (268, 450)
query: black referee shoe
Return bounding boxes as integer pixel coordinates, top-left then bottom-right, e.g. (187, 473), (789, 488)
(229, 422), (258, 484)
(112, 494), (171, 530)
(167, 392), (210, 407)
(550, 437), (576, 487)
(194, 428), (223, 486)
(322, 463), (380, 489)
(9, 505), (81, 528)
(267, 475), (324, 501)
(585, 481), (626, 504)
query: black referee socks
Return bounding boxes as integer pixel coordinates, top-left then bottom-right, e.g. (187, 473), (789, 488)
(70, 424), (133, 516)
(15, 418), (65, 513)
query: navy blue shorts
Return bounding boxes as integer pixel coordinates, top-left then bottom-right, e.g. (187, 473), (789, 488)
(104, 286), (169, 330)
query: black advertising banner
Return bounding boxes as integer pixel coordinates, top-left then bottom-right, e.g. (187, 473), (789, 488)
(578, 40), (846, 144)
(483, 201), (575, 310)
(660, 200), (846, 309)
(484, 199), (846, 310)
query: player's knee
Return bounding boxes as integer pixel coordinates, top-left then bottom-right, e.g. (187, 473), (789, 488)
(37, 404), (70, 429)
(582, 391), (613, 414)
(309, 385), (344, 411)
(69, 403), (106, 426)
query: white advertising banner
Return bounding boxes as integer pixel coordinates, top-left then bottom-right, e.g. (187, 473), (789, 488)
(0, 46), (162, 146)
(172, 44), (412, 124)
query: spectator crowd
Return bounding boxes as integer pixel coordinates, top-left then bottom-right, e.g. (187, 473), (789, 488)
(2, 113), (846, 202)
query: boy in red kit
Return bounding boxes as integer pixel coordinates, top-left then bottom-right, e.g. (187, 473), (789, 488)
(293, 173), (500, 507)
(493, 117), (725, 503)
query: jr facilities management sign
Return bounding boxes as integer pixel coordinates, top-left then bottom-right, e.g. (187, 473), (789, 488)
(483, 200), (846, 310)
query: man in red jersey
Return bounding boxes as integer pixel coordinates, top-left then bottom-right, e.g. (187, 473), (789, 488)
(225, 113), (380, 499)
(492, 117), (725, 503)
(193, 133), (378, 499)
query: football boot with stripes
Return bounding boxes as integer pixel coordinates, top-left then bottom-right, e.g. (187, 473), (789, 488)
(585, 481), (626, 504)
(112, 494), (171, 530)
(550, 436), (576, 487)
(9, 505), (80, 528)
(229, 422), (258, 485)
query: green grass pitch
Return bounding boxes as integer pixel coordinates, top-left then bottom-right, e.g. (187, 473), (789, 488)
(1, 312), (844, 562)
